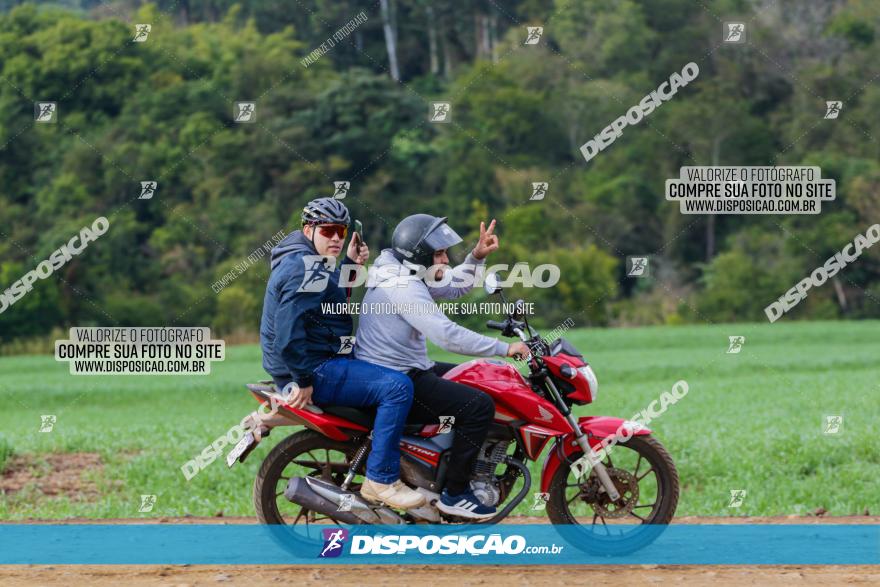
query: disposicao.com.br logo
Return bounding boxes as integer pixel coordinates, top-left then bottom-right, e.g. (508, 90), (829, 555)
(319, 529), (564, 557)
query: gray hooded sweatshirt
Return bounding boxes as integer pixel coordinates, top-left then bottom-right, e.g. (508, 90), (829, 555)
(354, 249), (509, 372)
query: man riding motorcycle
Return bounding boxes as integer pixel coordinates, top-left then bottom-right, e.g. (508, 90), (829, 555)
(258, 197), (425, 510)
(355, 214), (528, 519)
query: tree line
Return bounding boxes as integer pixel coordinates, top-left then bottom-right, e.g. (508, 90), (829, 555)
(1, 0), (879, 348)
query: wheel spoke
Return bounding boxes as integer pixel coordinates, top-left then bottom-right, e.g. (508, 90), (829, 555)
(308, 451), (327, 477)
(293, 506), (306, 525)
(636, 467), (654, 482)
(629, 511), (647, 522)
(566, 490), (583, 506)
(634, 502), (656, 509)
(634, 454), (642, 477)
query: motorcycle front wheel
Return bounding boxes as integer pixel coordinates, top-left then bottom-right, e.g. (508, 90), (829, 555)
(545, 434), (680, 555)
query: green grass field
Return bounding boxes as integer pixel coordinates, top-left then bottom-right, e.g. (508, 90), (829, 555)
(0, 320), (878, 520)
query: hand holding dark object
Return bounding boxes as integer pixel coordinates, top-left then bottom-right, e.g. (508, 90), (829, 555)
(347, 232), (369, 264)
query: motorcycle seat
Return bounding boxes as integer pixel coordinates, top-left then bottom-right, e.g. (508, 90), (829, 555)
(321, 405), (426, 435)
(247, 383), (427, 434)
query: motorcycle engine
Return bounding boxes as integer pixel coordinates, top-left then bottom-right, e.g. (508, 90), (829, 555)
(469, 441), (510, 506)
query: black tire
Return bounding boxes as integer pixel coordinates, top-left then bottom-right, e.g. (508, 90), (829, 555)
(546, 434), (680, 555)
(254, 429), (359, 525)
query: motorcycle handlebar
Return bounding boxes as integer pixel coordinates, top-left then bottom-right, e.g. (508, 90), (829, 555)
(487, 320), (531, 345)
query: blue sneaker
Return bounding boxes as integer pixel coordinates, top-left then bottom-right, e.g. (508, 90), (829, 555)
(436, 489), (497, 520)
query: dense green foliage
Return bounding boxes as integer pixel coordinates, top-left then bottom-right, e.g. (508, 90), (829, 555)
(1, 0), (879, 344)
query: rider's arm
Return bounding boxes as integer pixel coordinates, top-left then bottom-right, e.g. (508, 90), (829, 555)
(428, 252), (485, 301)
(274, 260), (323, 388)
(392, 281), (508, 357)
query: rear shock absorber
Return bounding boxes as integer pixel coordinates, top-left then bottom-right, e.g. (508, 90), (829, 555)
(341, 432), (371, 490)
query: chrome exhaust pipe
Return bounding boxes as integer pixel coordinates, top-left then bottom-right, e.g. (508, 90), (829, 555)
(283, 477), (405, 524)
(283, 477), (364, 524)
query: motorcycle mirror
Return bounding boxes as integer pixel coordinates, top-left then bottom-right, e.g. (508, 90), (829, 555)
(484, 272), (502, 295)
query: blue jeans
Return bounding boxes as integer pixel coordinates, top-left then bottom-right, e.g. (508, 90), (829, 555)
(274, 357), (413, 484)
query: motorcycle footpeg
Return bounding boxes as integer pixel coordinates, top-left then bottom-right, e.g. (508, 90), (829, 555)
(405, 488), (442, 523)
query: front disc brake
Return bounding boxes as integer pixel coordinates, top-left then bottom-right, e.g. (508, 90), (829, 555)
(586, 468), (639, 519)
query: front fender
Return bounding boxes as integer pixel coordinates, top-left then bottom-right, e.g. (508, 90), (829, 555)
(539, 416), (652, 493)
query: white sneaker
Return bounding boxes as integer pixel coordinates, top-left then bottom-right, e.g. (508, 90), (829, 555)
(360, 478), (426, 510)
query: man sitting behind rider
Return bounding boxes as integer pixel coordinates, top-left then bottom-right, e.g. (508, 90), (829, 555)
(355, 214), (528, 520)
(259, 197), (425, 510)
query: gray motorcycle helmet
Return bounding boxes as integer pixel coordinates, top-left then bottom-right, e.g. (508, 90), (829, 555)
(301, 197), (351, 227)
(391, 214), (463, 268)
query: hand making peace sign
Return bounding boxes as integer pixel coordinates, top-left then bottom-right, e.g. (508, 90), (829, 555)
(472, 219), (499, 260)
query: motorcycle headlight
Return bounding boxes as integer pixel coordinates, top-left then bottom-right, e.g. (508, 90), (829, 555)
(577, 365), (598, 400)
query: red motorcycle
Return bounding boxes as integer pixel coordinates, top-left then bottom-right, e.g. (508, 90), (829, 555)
(229, 275), (679, 553)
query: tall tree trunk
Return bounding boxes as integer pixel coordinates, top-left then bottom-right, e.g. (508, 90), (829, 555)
(482, 14), (491, 59)
(706, 135), (723, 261)
(832, 277), (848, 312)
(391, 0), (399, 48)
(380, 0), (400, 81)
(474, 12), (490, 60)
(442, 17), (453, 80)
(180, 0), (190, 25)
(490, 10), (499, 63)
(474, 12), (482, 59)
(427, 6), (439, 74)
(705, 210), (715, 261)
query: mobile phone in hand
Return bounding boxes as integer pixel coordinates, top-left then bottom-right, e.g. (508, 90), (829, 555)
(353, 219), (363, 249)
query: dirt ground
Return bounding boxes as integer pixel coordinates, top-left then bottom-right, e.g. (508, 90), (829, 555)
(0, 452), (105, 498)
(1, 563), (878, 587)
(1, 516), (878, 586)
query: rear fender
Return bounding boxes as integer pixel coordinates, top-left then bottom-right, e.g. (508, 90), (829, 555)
(247, 384), (367, 441)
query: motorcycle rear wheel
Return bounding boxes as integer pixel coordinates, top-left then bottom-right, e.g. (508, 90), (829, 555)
(254, 429), (360, 525)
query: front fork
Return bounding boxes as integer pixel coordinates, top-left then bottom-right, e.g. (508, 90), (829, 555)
(517, 324), (621, 502)
(544, 378), (621, 501)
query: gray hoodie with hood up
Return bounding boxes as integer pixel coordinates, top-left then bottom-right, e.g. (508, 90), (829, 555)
(354, 249), (509, 372)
